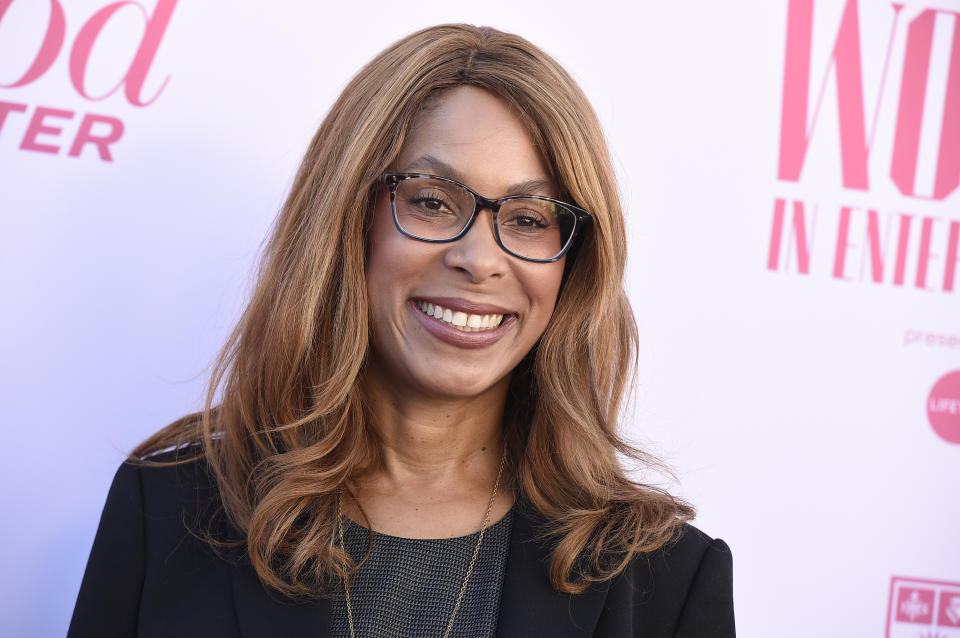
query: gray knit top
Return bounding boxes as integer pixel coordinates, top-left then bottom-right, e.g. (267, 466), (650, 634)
(330, 507), (514, 638)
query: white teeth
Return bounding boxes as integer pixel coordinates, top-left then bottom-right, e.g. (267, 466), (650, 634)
(415, 301), (507, 332)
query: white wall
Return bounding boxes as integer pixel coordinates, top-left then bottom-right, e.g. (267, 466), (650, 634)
(1, 1), (957, 636)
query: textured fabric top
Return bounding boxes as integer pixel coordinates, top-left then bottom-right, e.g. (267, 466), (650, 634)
(330, 507), (514, 638)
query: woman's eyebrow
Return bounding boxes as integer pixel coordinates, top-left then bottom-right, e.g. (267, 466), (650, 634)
(401, 154), (555, 196)
(506, 179), (554, 196)
(401, 154), (463, 181)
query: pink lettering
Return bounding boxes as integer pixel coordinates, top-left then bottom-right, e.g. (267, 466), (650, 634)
(68, 113), (124, 161)
(893, 214), (912, 286)
(944, 220), (960, 291)
(0, 0), (66, 88)
(768, 198), (815, 273)
(891, 9), (960, 201)
(833, 207), (887, 282)
(904, 329), (960, 347)
(19, 106), (74, 154)
(770, 201), (959, 293)
(865, 209), (885, 283)
(938, 16), (960, 200)
(929, 397), (960, 414)
(789, 200), (815, 274)
(767, 198), (786, 270)
(915, 217), (940, 289)
(69, 0), (177, 106)
(0, 100), (27, 134)
(778, 0), (902, 189)
(833, 206), (854, 279)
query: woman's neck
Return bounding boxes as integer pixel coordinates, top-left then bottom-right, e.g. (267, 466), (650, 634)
(345, 367), (514, 538)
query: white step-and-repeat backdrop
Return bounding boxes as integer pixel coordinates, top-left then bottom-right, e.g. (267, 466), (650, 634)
(1, 1), (957, 636)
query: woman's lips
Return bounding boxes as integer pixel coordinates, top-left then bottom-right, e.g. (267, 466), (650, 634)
(409, 300), (515, 349)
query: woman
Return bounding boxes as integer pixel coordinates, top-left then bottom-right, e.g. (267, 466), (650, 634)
(69, 24), (734, 637)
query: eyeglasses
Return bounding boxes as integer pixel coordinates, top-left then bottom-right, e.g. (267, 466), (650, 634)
(381, 172), (592, 263)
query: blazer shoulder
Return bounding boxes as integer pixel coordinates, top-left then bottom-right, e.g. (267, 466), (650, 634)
(130, 446), (219, 511)
(624, 522), (732, 597)
(668, 524), (735, 637)
(664, 522), (733, 569)
(69, 447), (233, 637)
(99, 447), (230, 558)
(596, 523), (735, 637)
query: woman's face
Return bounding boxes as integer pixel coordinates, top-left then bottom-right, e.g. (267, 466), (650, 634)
(365, 86), (565, 401)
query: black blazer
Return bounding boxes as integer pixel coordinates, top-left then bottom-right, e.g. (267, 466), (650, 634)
(68, 457), (735, 637)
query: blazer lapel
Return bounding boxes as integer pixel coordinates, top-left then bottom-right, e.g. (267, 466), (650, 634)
(230, 559), (331, 638)
(496, 505), (610, 637)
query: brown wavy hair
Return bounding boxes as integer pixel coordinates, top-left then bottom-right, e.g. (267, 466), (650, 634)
(134, 23), (694, 597)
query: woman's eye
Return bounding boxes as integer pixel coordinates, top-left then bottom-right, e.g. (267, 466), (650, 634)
(504, 211), (549, 229)
(420, 197), (444, 210)
(408, 191), (456, 214)
(516, 215), (545, 227)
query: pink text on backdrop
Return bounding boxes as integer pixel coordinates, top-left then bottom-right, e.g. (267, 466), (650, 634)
(768, 0), (960, 294)
(0, 0), (177, 161)
(767, 199), (960, 291)
(0, 101), (123, 159)
(779, 0), (959, 200)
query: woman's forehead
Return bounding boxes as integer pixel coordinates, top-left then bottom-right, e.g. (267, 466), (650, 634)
(397, 86), (556, 197)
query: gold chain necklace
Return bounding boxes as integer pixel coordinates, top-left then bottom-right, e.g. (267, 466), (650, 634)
(336, 450), (508, 638)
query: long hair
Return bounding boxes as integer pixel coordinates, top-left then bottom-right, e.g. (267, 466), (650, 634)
(134, 23), (694, 597)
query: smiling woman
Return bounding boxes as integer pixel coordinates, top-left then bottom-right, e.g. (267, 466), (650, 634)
(365, 86), (567, 405)
(68, 24), (734, 638)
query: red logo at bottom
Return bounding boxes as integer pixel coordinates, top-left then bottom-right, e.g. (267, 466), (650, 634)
(887, 576), (960, 638)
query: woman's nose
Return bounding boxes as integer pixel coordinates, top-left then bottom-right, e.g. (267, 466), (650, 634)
(442, 209), (509, 282)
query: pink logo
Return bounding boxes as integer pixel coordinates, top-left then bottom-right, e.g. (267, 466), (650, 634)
(0, 0), (177, 161)
(897, 588), (936, 624)
(887, 577), (960, 637)
(941, 592), (960, 627)
(928, 371), (960, 445)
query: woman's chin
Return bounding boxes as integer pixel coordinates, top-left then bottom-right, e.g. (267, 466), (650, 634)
(405, 367), (509, 402)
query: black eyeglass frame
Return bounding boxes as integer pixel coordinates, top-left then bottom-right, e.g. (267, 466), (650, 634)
(380, 172), (592, 263)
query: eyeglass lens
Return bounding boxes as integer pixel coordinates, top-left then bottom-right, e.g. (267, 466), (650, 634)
(393, 177), (577, 261)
